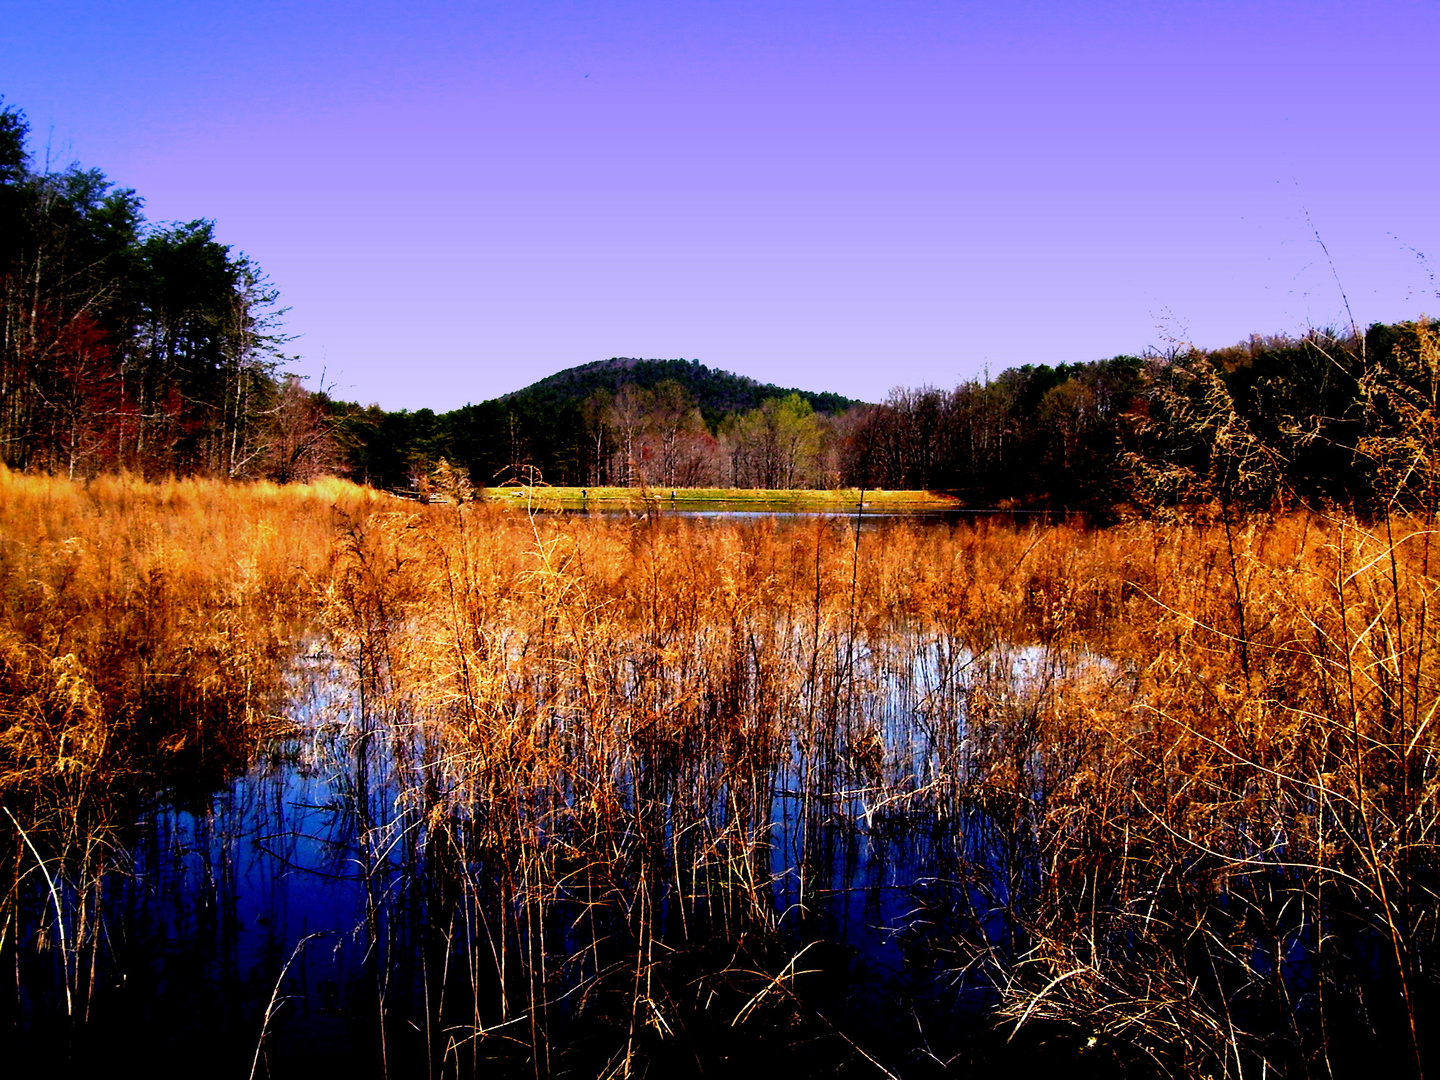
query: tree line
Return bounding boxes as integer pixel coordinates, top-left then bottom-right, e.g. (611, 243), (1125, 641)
(8, 98), (1437, 516)
(849, 320), (1439, 516)
(333, 319), (1439, 518)
(336, 381), (846, 492)
(0, 100), (335, 480)
(328, 359), (858, 492)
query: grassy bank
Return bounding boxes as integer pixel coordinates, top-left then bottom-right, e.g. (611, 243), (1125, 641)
(476, 484), (961, 510)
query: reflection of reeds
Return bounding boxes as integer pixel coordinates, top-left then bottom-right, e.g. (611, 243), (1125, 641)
(939, 514), (1440, 1080)
(5, 469), (1439, 1078)
(322, 504), (1440, 1077)
(0, 466), (383, 1032)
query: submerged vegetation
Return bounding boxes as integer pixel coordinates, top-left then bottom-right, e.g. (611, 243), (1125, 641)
(0, 470), (381, 1053)
(2, 467), (1437, 1078)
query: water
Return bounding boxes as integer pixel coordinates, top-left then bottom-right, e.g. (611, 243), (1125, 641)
(560, 505), (1074, 528)
(4, 628), (1108, 1078)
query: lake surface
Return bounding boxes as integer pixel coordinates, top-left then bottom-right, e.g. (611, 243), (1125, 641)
(8, 628), (1100, 1078)
(8, 495), (1431, 1079)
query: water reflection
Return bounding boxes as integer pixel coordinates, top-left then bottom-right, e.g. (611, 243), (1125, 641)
(7, 593), (1123, 1079)
(563, 506), (1073, 529)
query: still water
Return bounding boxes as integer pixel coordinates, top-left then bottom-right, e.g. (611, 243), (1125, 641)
(9, 631), (1099, 1078)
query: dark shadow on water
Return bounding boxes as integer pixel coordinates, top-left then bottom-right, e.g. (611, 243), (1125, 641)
(5, 631), (1429, 1079)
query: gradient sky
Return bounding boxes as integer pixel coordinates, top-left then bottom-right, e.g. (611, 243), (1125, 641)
(3, 1), (1437, 411)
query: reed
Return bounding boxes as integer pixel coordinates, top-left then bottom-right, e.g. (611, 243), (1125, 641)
(0, 466), (385, 1035)
(4, 470), (1438, 1078)
(317, 505), (1439, 1076)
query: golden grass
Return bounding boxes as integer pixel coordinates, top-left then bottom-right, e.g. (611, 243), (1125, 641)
(0, 470), (386, 778)
(0, 468), (393, 1017)
(3, 472), (1437, 1076)
(321, 503), (1438, 1075)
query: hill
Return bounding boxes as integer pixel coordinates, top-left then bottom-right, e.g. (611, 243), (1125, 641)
(338, 357), (862, 490)
(503, 357), (859, 425)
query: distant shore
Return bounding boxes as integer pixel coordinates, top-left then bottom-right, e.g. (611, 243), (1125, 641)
(473, 486), (962, 510)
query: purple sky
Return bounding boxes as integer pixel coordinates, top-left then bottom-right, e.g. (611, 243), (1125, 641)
(4, 1), (1438, 411)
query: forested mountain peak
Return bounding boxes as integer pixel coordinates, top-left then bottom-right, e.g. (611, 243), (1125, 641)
(502, 356), (858, 421)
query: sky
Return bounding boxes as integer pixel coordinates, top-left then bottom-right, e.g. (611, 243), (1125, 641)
(3, 0), (1438, 411)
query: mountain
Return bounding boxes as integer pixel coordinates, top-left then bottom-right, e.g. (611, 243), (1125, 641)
(336, 356), (863, 489)
(503, 358), (860, 425)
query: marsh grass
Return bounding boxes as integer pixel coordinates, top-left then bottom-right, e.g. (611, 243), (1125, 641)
(318, 503), (1439, 1077)
(3, 470), (1438, 1078)
(0, 467), (385, 1036)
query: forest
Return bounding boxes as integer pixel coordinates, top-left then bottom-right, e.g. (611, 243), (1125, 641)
(0, 102), (325, 480)
(337, 321), (1439, 519)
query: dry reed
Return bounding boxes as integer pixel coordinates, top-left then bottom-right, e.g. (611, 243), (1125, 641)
(4, 472), (1437, 1078)
(0, 466), (385, 1035)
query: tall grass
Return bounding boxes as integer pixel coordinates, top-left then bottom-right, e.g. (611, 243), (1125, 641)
(3, 471), (1437, 1078)
(0, 467), (384, 1032)
(308, 499), (1435, 1076)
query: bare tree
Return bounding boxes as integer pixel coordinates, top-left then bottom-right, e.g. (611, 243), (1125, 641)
(261, 375), (341, 483)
